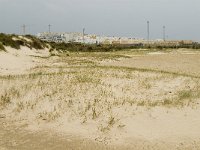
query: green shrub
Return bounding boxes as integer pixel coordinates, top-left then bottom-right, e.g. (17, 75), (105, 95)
(0, 42), (5, 51)
(0, 92), (11, 107)
(0, 33), (48, 50)
(25, 35), (47, 49)
(0, 33), (21, 49)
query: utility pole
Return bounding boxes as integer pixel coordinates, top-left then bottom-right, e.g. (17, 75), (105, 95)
(147, 21), (150, 42)
(163, 26), (166, 41)
(22, 24), (26, 35)
(48, 24), (51, 33)
(83, 28), (85, 44)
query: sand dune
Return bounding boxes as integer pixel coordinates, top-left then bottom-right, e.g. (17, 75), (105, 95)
(0, 46), (49, 75)
(1, 48), (200, 149)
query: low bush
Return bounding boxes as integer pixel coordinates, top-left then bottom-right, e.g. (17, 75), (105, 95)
(25, 34), (47, 49)
(0, 33), (21, 49)
(0, 42), (5, 51)
(0, 33), (47, 50)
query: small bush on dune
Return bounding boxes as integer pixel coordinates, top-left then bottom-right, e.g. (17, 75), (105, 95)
(0, 42), (5, 51)
(31, 40), (43, 49)
(25, 34), (47, 49)
(0, 33), (21, 49)
(0, 92), (11, 107)
(0, 33), (48, 50)
(15, 40), (25, 47)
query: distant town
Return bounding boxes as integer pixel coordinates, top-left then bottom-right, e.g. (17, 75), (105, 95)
(37, 32), (195, 47)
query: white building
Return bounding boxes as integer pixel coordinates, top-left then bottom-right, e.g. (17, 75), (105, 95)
(37, 32), (143, 45)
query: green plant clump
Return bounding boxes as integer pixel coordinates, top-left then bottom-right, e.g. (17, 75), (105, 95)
(0, 42), (5, 51)
(0, 33), (23, 49)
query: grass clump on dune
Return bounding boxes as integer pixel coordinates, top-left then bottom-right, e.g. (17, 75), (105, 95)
(0, 33), (47, 50)
(25, 34), (47, 49)
(0, 91), (11, 107)
(0, 33), (23, 49)
(0, 42), (5, 51)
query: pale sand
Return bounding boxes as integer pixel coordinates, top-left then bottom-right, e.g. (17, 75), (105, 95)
(1, 48), (200, 149)
(101, 53), (200, 77)
(0, 46), (49, 75)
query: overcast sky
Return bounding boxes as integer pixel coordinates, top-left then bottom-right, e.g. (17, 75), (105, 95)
(0, 0), (200, 41)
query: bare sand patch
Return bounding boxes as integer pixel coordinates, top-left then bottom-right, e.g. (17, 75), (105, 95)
(101, 53), (200, 77)
(0, 46), (49, 75)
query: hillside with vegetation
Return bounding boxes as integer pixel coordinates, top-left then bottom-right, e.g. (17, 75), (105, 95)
(1, 33), (200, 54)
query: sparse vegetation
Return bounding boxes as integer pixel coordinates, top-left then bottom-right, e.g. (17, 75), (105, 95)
(25, 34), (47, 49)
(0, 33), (22, 49)
(0, 91), (11, 107)
(178, 90), (193, 100)
(0, 42), (5, 51)
(0, 33), (47, 50)
(1, 62), (200, 134)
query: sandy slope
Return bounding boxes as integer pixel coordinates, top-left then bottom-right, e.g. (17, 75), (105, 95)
(0, 46), (49, 75)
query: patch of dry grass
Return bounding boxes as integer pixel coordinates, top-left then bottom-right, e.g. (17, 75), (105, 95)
(0, 57), (200, 133)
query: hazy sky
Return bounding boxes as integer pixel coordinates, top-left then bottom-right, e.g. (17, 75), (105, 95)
(0, 0), (200, 41)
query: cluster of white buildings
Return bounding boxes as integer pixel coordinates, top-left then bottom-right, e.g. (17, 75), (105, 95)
(37, 32), (144, 45)
(37, 32), (194, 47)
